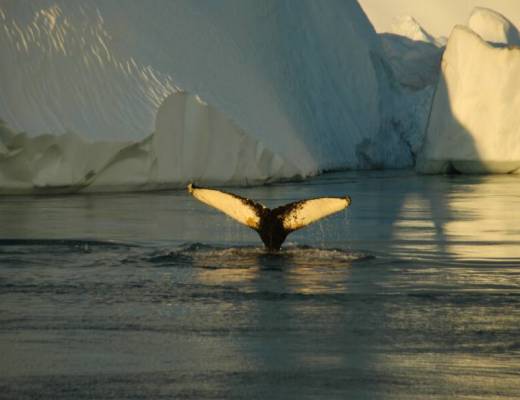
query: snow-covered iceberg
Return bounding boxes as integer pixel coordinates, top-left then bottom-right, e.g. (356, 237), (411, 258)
(0, 1), (414, 193)
(417, 8), (520, 174)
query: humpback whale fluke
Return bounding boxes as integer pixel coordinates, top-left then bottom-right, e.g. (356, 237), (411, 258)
(188, 183), (351, 251)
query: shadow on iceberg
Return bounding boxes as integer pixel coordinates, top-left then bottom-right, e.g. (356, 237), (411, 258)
(380, 33), (443, 90)
(0, 92), (303, 194)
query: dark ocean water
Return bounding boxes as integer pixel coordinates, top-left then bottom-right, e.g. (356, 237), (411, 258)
(1, 171), (519, 399)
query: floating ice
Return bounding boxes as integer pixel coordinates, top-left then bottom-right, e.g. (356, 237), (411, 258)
(0, 1), (418, 193)
(417, 8), (520, 174)
(0, 92), (299, 193)
(6, 2), (519, 189)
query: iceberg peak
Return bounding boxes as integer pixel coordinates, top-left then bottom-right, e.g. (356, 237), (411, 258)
(468, 7), (520, 46)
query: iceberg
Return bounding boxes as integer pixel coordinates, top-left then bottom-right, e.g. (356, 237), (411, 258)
(358, 0), (520, 40)
(380, 16), (444, 89)
(468, 7), (520, 46)
(0, 0), (414, 193)
(417, 8), (520, 174)
(371, 17), (442, 163)
(0, 92), (299, 193)
(388, 15), (445, 45)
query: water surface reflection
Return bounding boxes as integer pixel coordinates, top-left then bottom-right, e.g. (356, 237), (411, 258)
(1, 171), (520, 398)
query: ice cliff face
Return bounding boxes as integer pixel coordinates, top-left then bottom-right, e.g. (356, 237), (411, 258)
(417, 8), (520, 174)
(380, 16), (444, 89)
(0, 4), (176, 142)
(372, 16), (442, 165)
(0, 0), (415, 193)
(3, 1), (519, 193)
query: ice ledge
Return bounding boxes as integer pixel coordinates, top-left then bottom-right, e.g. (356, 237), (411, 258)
(0, 92), (304, 194)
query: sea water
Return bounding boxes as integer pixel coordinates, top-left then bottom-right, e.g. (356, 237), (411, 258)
(0, 171), (519, 399)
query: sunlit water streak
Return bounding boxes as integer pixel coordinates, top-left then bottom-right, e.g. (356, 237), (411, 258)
(0, 171), (519, 399)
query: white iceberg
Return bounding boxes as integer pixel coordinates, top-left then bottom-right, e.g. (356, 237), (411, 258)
(417, 8), (520, 174)
(0, 92), (299, 193)
(358, 0), (520, 40)
(0, 1), (416, 193)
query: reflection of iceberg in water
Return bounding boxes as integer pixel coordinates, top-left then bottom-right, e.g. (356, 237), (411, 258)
(0, 1), (416, 193)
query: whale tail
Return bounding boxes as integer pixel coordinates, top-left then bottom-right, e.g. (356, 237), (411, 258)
(187, 183), (351, 250)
